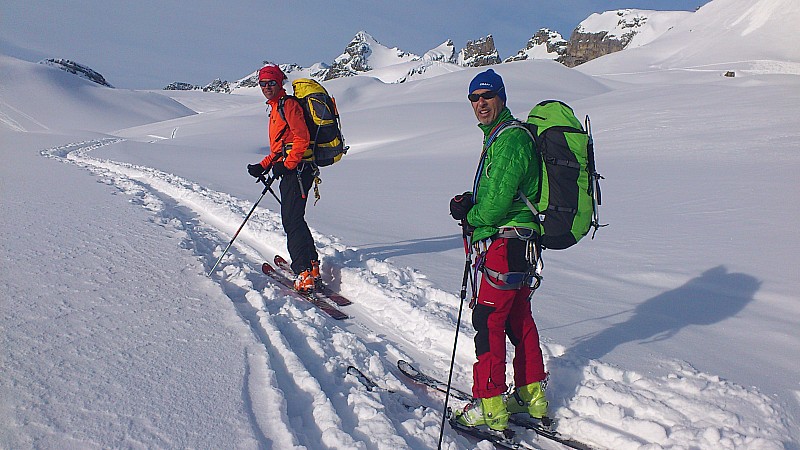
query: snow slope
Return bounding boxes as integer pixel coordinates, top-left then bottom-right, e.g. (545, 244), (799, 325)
(3, 1), (800, 447)
(0, 55), (194, 133)
(577, 9), (692, 49)
(580, 0), (800, 77)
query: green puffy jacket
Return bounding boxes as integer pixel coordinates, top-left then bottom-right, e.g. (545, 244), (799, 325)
(467, 107), (541, 243)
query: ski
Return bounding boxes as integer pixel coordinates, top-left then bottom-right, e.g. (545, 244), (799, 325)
(352, 363), (539, 448)
(346, 365), (380, 391)
(397, 359), (472, 402)
(261, 262), (348, 320)
(274, 255), (353, 306)
(447, 415), (538, 449)
(345, 365), (427, 411)
(397, 360), (598, 450)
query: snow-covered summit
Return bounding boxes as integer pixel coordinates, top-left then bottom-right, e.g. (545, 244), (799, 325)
(505, 29), (567, 62)
(324, 31), (420, 80)
(423, 40), (457, 64)
(560, 9), (691, 67)
(578, 9), (692, 49)
(581, 0), (800, 75)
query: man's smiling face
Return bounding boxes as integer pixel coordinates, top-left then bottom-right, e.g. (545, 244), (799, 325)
(470, 89), (503, 125)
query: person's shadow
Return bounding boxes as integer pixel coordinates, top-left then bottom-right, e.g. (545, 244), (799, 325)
(551, 265), (760, 408)
(354, 234), (463, 260)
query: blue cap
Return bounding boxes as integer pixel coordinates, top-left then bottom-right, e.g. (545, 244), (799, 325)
(468, 69), (506, 103)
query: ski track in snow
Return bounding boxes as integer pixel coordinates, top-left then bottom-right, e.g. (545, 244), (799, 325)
(39, 138), (793, 450)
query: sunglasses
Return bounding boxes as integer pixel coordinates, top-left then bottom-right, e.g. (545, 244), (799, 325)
(259, 80), (279, 87)
(468, 87), (504, 102)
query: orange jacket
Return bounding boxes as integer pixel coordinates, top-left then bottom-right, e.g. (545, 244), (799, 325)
(259, 89), (311, 171)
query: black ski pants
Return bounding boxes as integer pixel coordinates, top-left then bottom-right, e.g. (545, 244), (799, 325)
(279, 165), (318, 274)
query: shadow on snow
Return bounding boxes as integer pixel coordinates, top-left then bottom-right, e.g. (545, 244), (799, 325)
(552, 265), (760, 412)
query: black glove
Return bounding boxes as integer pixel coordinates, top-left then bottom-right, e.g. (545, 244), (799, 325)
(248, 163), (266, 178)
(271, 161), (289, 178)
(449, 192), (474, 221)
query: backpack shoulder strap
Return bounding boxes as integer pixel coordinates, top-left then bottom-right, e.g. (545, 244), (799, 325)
(275, 95), (302, 144)
(277, 95), (300, 123)
(493, 121), (539, 216)
(472, 120), (536, 203)
(484, 119), (532, 150)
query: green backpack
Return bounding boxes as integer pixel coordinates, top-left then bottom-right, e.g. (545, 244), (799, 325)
(521, 100), (604, 250)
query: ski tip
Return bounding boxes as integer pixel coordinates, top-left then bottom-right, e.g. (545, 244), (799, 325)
(397, 359), (417, 375)
(261, 262), (274, 274)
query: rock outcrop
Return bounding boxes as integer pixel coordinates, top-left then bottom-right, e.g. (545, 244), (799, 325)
(505, 29), (567, 62)
(457, 35), (501, 67)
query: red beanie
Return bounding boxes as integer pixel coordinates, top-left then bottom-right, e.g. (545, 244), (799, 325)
(258, 64), (285, 82)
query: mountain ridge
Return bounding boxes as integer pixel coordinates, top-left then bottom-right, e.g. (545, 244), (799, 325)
(173, 7), (707, 89)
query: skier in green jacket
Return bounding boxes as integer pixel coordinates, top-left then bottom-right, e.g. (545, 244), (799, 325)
(449, 69), (549, 431)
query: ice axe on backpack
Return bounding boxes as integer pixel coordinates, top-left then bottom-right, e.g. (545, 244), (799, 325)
(207, 176), (280, 276)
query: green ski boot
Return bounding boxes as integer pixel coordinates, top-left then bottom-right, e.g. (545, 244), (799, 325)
(506, 381), (548, 418)
(454, 395), (509, 431)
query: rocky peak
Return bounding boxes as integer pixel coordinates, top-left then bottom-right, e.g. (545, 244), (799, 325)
(558, 9), (689, 67)
(326, 33), (372, 78)
(504, 29), (567, 62)
(457, 35), (501, 67)
(559, 29), (628, 67)
(279, 63), (305, 75)
(202, 78), (231, 93)
(39, 58), (113, 87)
(325, 31), (418, 80)
(164, 82), (198, 91)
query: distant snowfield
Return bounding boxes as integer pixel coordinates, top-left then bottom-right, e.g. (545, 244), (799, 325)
(3, 0), (800, 448)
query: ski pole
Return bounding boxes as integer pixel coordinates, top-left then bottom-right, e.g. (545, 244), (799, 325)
(207, 176), (279, 276)
(438, 221), (472, 449)
(259, 174), (282, 205)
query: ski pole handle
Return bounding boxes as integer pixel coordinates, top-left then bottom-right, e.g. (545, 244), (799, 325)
(255, 154), (280, 184)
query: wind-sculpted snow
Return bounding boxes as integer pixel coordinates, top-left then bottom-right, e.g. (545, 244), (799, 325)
(34, 138), (792, 449)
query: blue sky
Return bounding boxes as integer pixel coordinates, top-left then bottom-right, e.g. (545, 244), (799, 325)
(1, 0), (709, 89)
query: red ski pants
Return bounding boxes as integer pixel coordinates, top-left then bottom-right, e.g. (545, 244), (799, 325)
(471, 237), (546, 399)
